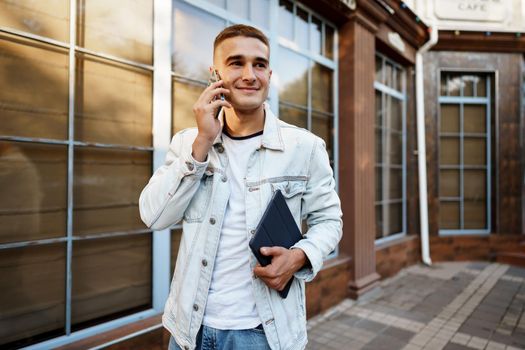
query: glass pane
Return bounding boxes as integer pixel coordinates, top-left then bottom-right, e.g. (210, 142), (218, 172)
(0, 0), (69, 42)
(0, 142), (67, 244)
(312, 112), (334, 164)
(375, 90), (382, 126)
(440, 138), (460, 165)
(171, 228), (183, 278)
(324, 25), (334, 59)
(375, 128), (382, 163)
(296, 7), (309, 49)
(375, 56), (383, 84)
(446, 74), (462, 96)
(387, 203), (402, 235)
(464, 138), (486, 166)
(440, 75), (447, 96)
(395, 68), (403, 92)
(72, 235), (152, 329)
(73, 148), (151, 236)
(0, 35), (69, 140)
(375, 166), (382, 201)
(228, 0), (249, 19)
(387, 132), (402, 165)
(440, 169), (460, 198)
(278, 104), (307, 129)
(75, 55), (153, 147)
(310, 16), (322, 56)
(384, 62), (393, 88)
(476, 76), (486, 97)
(464, 105), (486, 133)
(78, 0), (153, 64)
(464, 200), (486, 229)
(440, 104), (460, 133)
(250, 0), (270, 29)
(375, 205), (383, 239)
(173, 80), (202, 134)
(0, 244), (65, 348)
(278, 0), (294, 41)
(464, 170), (486, 200)
(463, 76), (474, 97)
(387, 168), (402, 199)
(277, 48), (308, 106)
(311, 63), (333, 113)
(388, 97), (402, 131)
(173, 1), (225, 80)
(440, 201), (460, 229)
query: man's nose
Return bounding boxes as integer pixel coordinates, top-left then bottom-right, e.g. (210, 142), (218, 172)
(242, 64), (256, 82)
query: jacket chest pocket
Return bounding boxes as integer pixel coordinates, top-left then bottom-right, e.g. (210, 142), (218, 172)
(183, 175), (213, 223)
(270, 179), (306, 220)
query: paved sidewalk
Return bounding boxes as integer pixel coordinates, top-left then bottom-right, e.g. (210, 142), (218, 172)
(306, 262), (525, 350)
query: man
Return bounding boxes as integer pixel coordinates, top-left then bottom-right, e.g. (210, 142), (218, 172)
(139, 24), (342, 350)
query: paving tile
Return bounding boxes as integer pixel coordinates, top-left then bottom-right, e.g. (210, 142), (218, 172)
(381, 326), (416, 342)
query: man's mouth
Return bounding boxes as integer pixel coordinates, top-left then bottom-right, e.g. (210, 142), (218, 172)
(236, 86), (259, 91)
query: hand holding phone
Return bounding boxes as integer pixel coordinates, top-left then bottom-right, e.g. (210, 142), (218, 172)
(209, 70), (226, 119)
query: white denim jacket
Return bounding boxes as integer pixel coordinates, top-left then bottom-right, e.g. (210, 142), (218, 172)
(139, 104), (342, 350)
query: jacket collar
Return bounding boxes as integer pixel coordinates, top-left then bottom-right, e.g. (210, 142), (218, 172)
(213, 102), (284, 151)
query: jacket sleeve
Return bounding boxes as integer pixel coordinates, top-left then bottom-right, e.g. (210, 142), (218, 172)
(139, 131), (209, 230)
(291, 137), (343, 282)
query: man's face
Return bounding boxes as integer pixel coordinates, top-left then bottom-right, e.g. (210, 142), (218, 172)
(213, 36), (271, 113)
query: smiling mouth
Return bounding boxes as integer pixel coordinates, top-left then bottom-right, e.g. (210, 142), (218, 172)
(236, 87), (259, 91)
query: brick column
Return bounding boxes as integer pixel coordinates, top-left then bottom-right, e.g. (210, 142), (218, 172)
(338, 18), (381, 299)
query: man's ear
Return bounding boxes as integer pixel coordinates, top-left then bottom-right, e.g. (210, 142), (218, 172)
(269, 69), (272, 80)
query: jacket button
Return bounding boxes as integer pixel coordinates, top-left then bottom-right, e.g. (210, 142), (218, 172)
(202, 259), (208, 267)
(217, 145), (224, 153)
(250, 230), (255, 235)
(209, 218), (216, 225)
(184, 347), (189, 350)
(222, 176), (227, 182)
(193, 304), (199, 311)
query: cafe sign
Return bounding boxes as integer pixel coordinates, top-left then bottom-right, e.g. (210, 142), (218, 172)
(434, 0), (510, 22)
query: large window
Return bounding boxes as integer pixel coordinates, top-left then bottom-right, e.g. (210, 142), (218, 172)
(0, 1), (153, 348)
(438, 72), (491, 234)
(0, 0), (338, 347)
(374, 54), (406, 242)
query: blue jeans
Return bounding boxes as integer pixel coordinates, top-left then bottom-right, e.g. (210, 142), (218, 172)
(168, 324), (271, 350)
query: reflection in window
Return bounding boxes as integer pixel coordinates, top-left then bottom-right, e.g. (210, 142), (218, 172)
(0, 142), (67, 244)
(0, 244), (66, 348)
(72, 235), (151, 330)
(279, 104), (307, 129)
(173, 1), (225, 81)
(279, 0), (294, 41)
(75, 55), (153, 147)
(73, 148), (151, 236)
(0, 35), (69, 140)
(277, 48), (309, 106)
(172, 80), (202, 134)
(439, 73), (491, 232)
(77, 0), (153, 64)
(374, 54), (406, 240)
(0, 0), (69, 42)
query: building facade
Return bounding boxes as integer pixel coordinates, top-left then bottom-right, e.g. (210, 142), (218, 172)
(0, 0), (522, 349)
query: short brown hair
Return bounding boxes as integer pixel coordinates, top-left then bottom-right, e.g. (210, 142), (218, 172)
(213, 24), (270, 56)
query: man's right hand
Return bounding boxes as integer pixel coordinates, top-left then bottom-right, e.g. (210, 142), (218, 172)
(191, 80), (231, 162)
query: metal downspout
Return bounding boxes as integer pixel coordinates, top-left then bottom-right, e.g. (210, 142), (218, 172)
(416, 23), (438, 265)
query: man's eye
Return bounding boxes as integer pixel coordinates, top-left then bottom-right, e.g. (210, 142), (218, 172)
(231, 61), (242, 66)
(255, 63), (267, 68)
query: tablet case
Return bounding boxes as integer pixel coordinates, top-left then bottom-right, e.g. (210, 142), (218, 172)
(249, 189), (303, 298)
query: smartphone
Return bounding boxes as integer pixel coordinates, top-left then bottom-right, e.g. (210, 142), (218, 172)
(209, 70), (225, 119)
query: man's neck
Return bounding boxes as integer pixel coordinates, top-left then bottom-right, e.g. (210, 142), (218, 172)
(223, 105), (265, 137)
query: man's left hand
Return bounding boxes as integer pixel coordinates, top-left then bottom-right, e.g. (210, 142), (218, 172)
(253, 247), (306, 291)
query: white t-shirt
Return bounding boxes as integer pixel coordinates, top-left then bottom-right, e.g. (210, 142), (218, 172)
(202, 129), (263, 330)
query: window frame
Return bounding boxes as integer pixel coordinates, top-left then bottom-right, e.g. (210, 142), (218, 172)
(373, 53), (407, 245)
(437, 69), (492, 235)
